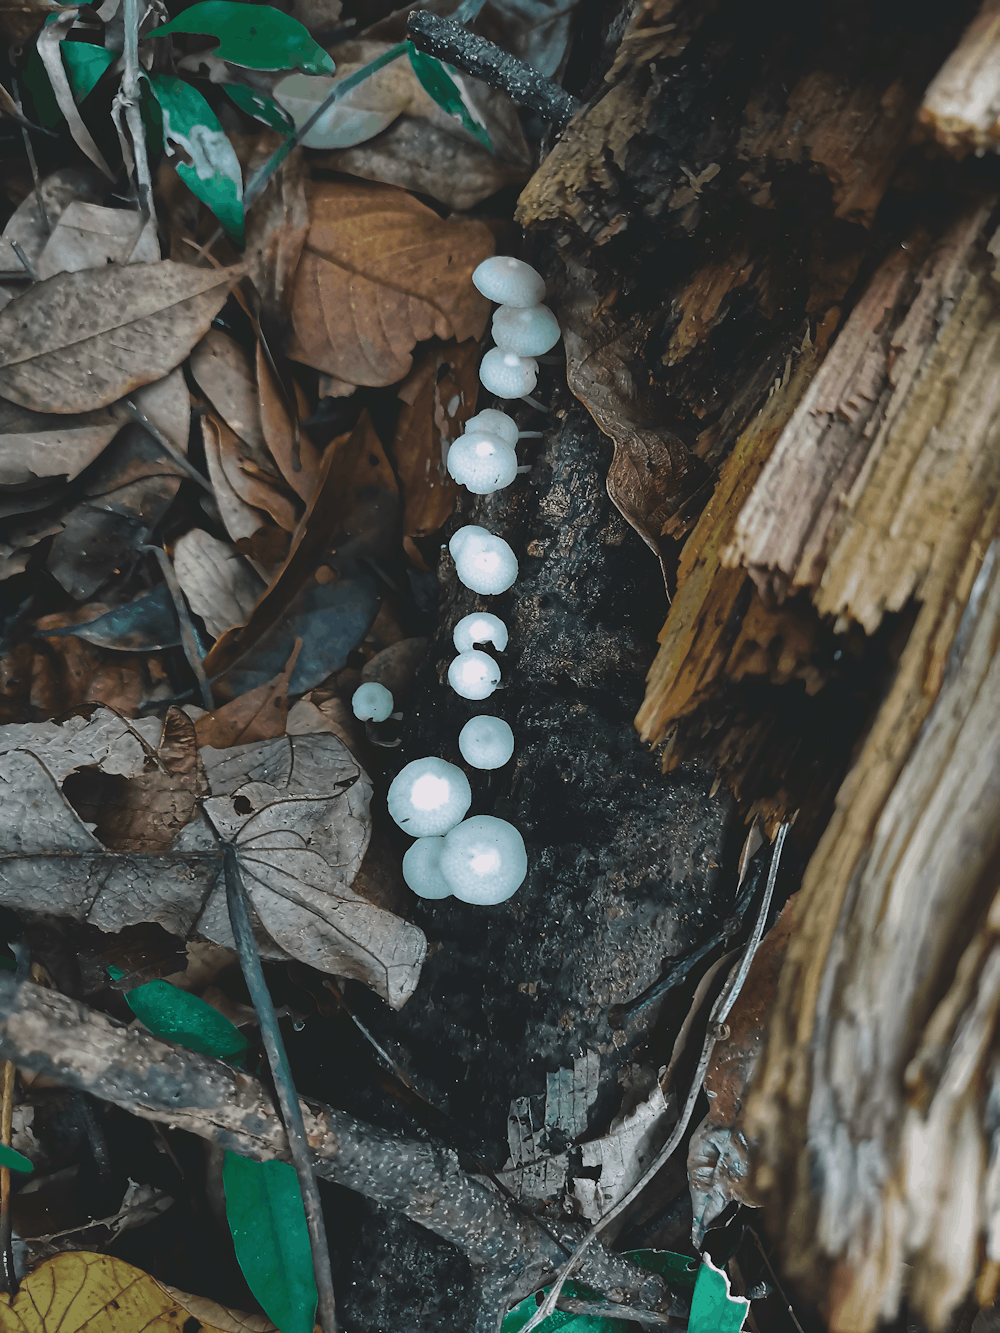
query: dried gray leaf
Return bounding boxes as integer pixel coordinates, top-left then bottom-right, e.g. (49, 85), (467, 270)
(35, 201), (159, 279)
(172, 529), (265, 639)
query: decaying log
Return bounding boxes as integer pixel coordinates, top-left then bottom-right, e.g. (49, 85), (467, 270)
(918, 0), (1000, 155)
(0, 974), (665, 1331)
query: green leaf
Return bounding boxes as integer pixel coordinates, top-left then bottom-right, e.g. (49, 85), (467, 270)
(625, 1248), (700, 1288)
(500, 1283), (627, 1332)
(0, 1144), (32, 1173)
(406, 42), (492, 151)
(149, 2), (334, 74)
(118, 977), (248, 1062)
(22, 37), (117, 130)
(223, 82), (294, 134)
(689, 1254), (749, 1333)
(223, 1151), (317, 1333)
(146, 73), (244, 245)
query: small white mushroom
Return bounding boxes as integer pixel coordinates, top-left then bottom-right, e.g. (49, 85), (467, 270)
(446, 432), (517, 494)
(351, 681), (393, 722)
(479, 348), (538, 399)
(387, 756), (471, 837)
(449, 526), (518, 595)
(453, 612), (508, 653)
(402, 836), (452, 899)
(459, 716), (514, 770)
(440, 814), (528, 904)
(492, 304), (561, 357)
(448, 649), (501, 701)
(472, 256), (545, 307)
(464, 409), (519, 448)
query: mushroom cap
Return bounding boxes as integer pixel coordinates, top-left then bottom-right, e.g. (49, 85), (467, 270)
(351, 681), (393, 722)
(472, 256), (545, 307)
(448, 649), (501, 700)
(479, 348), (538, 399)
(450, 526), (518, 595)
(464, 409), (518, 448)
(453, 611), (508, 653)
(458, 715), (514, 769)
(441, 815), (528, 904)
(387, 756), (472, 837)
(492, 304), (561, 357)
(402, 836), (452, 899)
(446, 432), (518, 494)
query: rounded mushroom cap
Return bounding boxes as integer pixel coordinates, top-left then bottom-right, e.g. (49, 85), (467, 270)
(441, 815), (528, 904)
(351, 681), (393, 722)
(479, 348), (538, 399)
(402, 836), (452, 899)
(448, 649), (501, 700)
(492, 304), (561, 357)
(464, 409), (518, 448)
(450, 527), (518, 595)
(459, 715), (514, 769)
(446, 432), (518, 494)
(453, 611), (508, 653)
(472, 256), (545, 307)
(387, 757), (472, 837)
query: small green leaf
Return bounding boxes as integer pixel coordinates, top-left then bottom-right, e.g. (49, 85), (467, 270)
(223, 1151), (317, 1333)
(0, 1144), (32, 1173)
(146, 73), (244, 245)
(500, 1283), (627, 1332)
(149, 2), (334, 74)
(23, 37), (117, 129)
(406, 42), (492, 151)
(688, 1254), (749, 1333)
(120, 978), (248, 1061)
(625, 1248), (700, 1288)
(223, 82), (294, 134)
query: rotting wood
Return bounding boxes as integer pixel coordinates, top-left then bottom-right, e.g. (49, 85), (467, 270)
(0, 974), (665, 1326)
(918, 0), (1000, 155)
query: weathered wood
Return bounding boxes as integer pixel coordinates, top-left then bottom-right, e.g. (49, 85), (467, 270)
(919, 0), (1000, 154)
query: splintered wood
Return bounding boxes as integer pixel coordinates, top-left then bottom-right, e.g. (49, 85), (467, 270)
(919, 0), (1000, 154)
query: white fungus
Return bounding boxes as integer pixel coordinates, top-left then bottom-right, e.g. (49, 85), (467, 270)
(387, 757), (471, 837)
(492, 304), (561, 357)
(459, 716), (514, 769)
(479, 348), (538, 399)
(453, 611), (508, 653)
(447, 432), (517, 494)
(472, 256), (545, 307)
(449, 526), (518, 594)
(402, 837), (452, 899)
(441, 815), (528, 904)
(448, 650), (501, 700)
(464, 409), (519, 448)
(351, 681), (393, 722)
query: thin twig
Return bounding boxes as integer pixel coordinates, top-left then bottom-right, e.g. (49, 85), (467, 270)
(515, 823), (792, 1333)
(143, 546), (213, 710)
(223, 846), (339, 1333)
(8, 72), (51, 235)
(10, 241), (38, 281)
(121, 0), (153, 215)
(405, 11), (582, 129)
(124, 398), (215, 495)
(0, 1061), (16, 1295)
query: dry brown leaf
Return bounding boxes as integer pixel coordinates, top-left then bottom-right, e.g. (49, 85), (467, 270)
(286, 694), (359, 755)
(154, 1282), (276, 1333)
(0, 0), (72, 40)
(190, 328), (272, 462)
(211, 408), (299, 533)
(172, 529), (265, 640)
(286, 179), (493, 393)
(392, 339), (478, 536)
(256, 342), (320, 502)
(0, 399), (120, 487)
(0, 260), (239, 414)
(238, 132), (309, 318)
(0, 626), (147, 724)
(35, 201), (159, 278)
(195, 640), (301, 749)
(0, 167), (105, 311)
(201, 411), (288, 567)
(37, 11), (114, 179)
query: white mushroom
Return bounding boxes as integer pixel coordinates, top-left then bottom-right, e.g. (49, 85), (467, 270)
(479, 348), (538, 399)
(459, 716), (514, 770)
(453, 612), (508, 653)
(448, 650), (501, 701)
(491, 304), (561, 357)
(472, 256), (545, 307)
(464, 409), (519, 448)
(402, 837), (452, 899)
(449, 526), (518, 595)
(351, 681), (393, 722)
(440, 815), (528, 904)
(446, 432), (517, 495)
(387, 757), (471, 837)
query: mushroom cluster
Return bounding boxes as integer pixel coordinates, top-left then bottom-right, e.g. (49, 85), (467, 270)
(389, 256), (561, 907)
